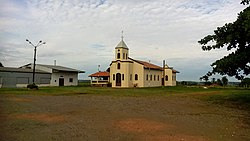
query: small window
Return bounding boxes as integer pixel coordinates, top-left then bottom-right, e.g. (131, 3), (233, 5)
(130, 74), (132, 81)
(123, 53), (125, 59)
(122, 74), (124, 80)
(113, 74), (115, 80)
(117, 53), (120, 59)
(146, 74), (148, 81)
(150, 75), (152, 81)
(55, 80), (57, 82)
(135, 74), (138, 81)
(117, 63), (121, 69)
(126, 54), (128, 59)
(69, 78), (73, 82)
(154, 75), (156, 81)
(157, 75), (159, 81)
(165, 75), (168, 81)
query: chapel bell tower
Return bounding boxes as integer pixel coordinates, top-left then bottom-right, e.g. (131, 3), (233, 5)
(115, 35), (129, 61)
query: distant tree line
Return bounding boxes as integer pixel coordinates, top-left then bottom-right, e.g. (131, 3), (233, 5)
(178, 76), (250, 87)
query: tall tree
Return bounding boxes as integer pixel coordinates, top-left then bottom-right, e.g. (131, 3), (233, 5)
(198, 1), (250, 80)
(221, 76), (228, 86)
(0, 62), (3, 67)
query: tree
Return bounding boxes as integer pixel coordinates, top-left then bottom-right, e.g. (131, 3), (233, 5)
(240, 77), (250, 87)
(221, 76), (228, 86)
(0, 62), (3, 67)
(211, 78), (216, 84)
(198, 1), (250, 80)
(217, 79), (223, 86)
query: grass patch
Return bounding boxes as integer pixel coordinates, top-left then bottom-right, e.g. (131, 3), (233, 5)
(0, 86), (219, 96)
(205, 89), (250, 111)
(1, 86), (249, 111)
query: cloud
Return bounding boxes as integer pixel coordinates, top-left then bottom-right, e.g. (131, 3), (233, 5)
(0, 0), (247, 81)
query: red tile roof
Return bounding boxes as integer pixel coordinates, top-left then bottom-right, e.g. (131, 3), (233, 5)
(136, 60), (163, 70)
(89, 71), (110, 77)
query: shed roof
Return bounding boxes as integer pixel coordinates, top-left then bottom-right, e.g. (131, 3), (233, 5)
(38, 64), (84, 73)
(0, 67), (50, 74)
(89, 71), (110, 77)
(22, 64), (85, 73)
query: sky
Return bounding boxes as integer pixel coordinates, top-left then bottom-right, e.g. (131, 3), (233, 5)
(0, 0), (247, 81)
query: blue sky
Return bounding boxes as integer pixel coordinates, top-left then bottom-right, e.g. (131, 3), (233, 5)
(0, 0), (247, 81)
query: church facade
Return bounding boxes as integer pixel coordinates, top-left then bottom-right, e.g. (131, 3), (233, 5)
(108, 39), (179, 88)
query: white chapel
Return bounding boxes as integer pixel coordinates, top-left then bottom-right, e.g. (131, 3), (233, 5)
(89, 38), (179, 87)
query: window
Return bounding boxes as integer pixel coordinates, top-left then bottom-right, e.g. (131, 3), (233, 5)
(150, 75), (152, 81)
(165, 75), (168, 81)
(122, 74), (124, 80)
(135, 74), (138, 81)
(123, 53), (125, 59)
(69, 78), (73, 82)
(130, 74), (132, 81)
(157, 75), (159, 81)
(117, 63), (121, 69)
(126, 54), (128, 59)
(146, 74), (148, 81)
(117, 53), (120, 59)
(154, 75), (156, 81)
(113, 74), (115, 80)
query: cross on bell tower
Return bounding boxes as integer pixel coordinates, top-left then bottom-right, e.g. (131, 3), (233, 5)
(115, 31), (129, 61)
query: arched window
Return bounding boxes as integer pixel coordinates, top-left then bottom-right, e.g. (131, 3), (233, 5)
(123, 53), (125, 59)
(117, 63), (121, 69)
(165, 75), (168, 81)
(117, 53), (120, 59)
(135, 74), (138, 80)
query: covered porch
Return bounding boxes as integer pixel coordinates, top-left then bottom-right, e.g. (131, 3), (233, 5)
(88, 71), (110, 87)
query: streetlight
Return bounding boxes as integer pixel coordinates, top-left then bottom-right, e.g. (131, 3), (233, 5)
(26, 39), (46, 84)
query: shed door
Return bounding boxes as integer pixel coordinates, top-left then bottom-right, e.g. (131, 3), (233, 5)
(59, 78), (64, 86)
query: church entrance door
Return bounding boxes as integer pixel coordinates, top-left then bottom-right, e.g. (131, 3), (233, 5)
(116, 73), (121, 86)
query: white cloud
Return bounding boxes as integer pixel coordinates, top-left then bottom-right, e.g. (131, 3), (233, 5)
(0, 0), (247, 80)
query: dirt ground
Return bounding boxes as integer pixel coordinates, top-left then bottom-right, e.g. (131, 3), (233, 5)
(0, 94), (249, 141)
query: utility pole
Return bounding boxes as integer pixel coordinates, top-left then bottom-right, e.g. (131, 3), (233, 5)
(26, 39), (46, 84)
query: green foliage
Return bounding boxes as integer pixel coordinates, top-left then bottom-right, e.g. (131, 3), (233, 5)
(240, 77), (250, 87)
(241, 0), (250, 5)
(221, 76), (228, 86)
(198, 2), (250, 80)
(216, 79), (223, 86)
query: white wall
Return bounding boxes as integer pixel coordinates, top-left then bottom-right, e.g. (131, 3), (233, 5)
(50, 72), (78, 86)
(144, 69), (162, 87)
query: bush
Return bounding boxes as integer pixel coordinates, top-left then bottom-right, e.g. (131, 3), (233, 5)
(27, 83), (38, 89)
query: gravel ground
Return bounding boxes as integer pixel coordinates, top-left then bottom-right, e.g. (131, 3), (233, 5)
(0, 94), (249, 141)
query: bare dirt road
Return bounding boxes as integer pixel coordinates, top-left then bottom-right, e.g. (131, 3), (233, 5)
(0, 94), (249, 141)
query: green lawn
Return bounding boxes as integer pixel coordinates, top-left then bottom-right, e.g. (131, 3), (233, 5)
(0, 85), (249, 110)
